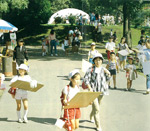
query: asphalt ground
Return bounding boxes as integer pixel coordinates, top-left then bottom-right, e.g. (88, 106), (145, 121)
(0, 46), (150, 131)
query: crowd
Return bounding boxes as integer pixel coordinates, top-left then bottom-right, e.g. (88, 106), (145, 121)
(0, 27), (150, 131)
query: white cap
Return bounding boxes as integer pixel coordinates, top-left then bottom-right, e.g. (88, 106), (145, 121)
(68, 69), (79, 79)
(93, 53), (104, 62)
(91, 42), (96, 46)
(18, 64), (28, 71)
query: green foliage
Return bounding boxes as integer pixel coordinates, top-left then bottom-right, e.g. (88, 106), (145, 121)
(54, 17), (63, 24)
(3, 0), (51, 28)
(0, 0), (29, 13)
(49, 0), (71, 14)
(68, 15), (76, 25)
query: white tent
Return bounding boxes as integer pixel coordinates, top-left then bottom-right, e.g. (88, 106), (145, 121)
(48, 8), (90, 24)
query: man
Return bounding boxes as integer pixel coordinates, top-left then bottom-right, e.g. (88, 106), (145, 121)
(83, 53), (110, 131)
(13, 38), (28, 66)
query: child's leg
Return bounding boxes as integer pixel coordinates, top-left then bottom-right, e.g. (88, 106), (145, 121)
(130, 80), (132, 88)
(71, 119), (75, 131)
(16, 99), (21, 111)
(16, 99), (22, 121)
(127, 78), (130, 89)
(74, 119), (79, 129)
(113, 75), (116, 87)
(23, 99), (28, 122)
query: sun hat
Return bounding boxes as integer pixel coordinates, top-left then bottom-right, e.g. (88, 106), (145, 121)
(18, 64), (28, 71)
(91, 42), (96, 46)
(68, 69), (80, 79)
(92, 53), (104, 62)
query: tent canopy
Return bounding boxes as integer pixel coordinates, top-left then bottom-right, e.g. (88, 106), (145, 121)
(48, 8), (89, 24)
(0, 19), (18, 33)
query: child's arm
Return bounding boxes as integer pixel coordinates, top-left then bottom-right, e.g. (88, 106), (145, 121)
(63, 94), (68, 106)
(106, 64), (109, 70)
(134, 69), (138, 78)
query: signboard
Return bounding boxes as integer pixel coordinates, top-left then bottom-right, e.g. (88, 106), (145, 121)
(64, 92), (101, 109)
(10, 80), (44, 92)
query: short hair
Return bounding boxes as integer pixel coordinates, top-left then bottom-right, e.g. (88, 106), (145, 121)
(110, 52), (115, 55)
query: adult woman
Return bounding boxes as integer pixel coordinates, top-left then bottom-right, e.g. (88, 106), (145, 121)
(83, 53), (110, 131)
(49, 30), (57, 56)
(117, 37), (129, 71)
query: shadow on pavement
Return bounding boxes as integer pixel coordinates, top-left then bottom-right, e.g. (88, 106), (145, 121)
(110, 88), (145, 94)
(28, 117), (56, 125)
(0, 118), (8, 121)
(79, 125), (96, 130)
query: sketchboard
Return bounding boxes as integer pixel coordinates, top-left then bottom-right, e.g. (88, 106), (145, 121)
(82, 59), (92, 73)
(118, 49), (133, 56)
(64, 92), (101, 109)
(142, 61), (150, 75)
(10, 80), (44, 92)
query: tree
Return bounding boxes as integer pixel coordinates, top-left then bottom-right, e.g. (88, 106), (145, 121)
(0, 0), (29, 18)
(49, 0), (71, 14)
(3, 0), (51, 27)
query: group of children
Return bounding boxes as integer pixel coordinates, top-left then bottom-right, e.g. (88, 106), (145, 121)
(88, 40), (139, 91)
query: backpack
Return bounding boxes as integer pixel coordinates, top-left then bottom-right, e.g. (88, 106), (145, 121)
(60, 85), (69, 106)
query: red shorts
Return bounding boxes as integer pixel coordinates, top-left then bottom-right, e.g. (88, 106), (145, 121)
(107, 50), (113, 59)
(64, 108), (81, 120)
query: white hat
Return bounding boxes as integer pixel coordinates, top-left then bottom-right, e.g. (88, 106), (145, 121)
(68, 69), (79, 79)
(93, 53), (104, 62)
(18, 64), (28, 71)
(91, 42), (96, 46)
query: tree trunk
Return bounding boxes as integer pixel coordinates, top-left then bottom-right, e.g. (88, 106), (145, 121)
(123, 2), (132, 47)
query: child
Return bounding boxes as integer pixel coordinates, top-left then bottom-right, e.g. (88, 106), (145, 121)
(62, 69), (81, 131)
(136, 40), (146, 70)
(124, 57), (138, 91)
(105, 36), (116, 60)
(64, 36), (70, 56)
(10, 64), (37, 123)
(41, 37), (48, 56)
(88, 42), (99, 64)
(106, 52), (119, 89)
(13, 38), (28, 66)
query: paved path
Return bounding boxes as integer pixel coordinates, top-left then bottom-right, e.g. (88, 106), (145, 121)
(0, 46), (150, 131)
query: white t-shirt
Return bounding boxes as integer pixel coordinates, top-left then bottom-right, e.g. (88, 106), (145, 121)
(105, 42), (115, 51)
(63, 85), (80, 102)
(10, 75), (32, 94)
(124, 64), (136, 72)
(64, 40), (69, 46)
(88, 50), (99, 59)
(137, 44), (146, 51)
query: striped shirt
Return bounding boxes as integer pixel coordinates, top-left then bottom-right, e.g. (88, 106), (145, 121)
(83, 66), (109, 95)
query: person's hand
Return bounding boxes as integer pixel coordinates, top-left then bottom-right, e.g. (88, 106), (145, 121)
(88, 88), (93, 92)
(63, 99), (69, 106)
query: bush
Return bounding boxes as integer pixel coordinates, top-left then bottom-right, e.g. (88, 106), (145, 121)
(54, 17), (63, 24)
(68, 15), (76, 25)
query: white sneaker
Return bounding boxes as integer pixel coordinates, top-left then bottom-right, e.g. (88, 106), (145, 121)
(55, 54), (58, 56)
(51, 54), (53, 56)
(97, 128), (102, 131)
(23, 117), (28, 123)
(18, 119), (23, 123)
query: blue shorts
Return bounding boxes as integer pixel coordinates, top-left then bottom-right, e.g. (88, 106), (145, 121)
(109, 69), (116, 75)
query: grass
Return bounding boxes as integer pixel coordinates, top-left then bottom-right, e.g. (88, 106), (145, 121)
(18, 24), (150, 47)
